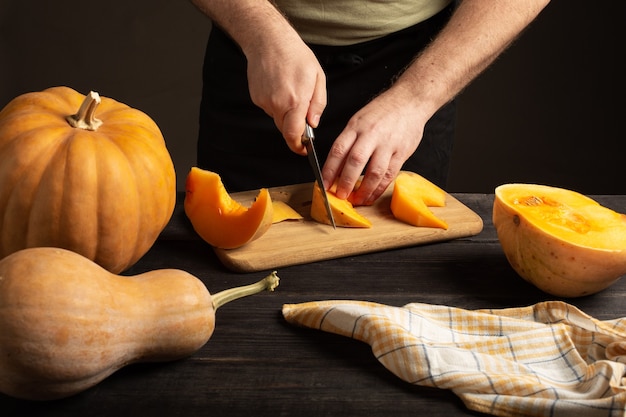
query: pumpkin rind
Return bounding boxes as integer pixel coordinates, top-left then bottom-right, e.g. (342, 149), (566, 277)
(0, 87), (176, 273)
(493, 183), (626, 297)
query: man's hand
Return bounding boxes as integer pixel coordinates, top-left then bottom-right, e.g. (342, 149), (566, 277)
(322, 0), (550, 206)
(322, 87), (427, 206)
(191, 0), (327, 153)
(245, 32), (327, 155)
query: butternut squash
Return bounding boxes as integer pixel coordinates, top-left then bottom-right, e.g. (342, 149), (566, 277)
(0, 247), (279, 400)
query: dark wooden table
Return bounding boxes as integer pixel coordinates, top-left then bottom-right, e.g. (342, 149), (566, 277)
(3, 194), (626, 417)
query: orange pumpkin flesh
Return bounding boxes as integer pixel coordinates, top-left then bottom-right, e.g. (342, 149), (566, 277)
(493, 184), (626, 297)
(0, 87), (176, 273)
(311, 182), (372, 228)
(390, 172), (448, 229)
(0, 247), (279, 401)
(272, 201), (303, 223)
(184, 167), (274, 249)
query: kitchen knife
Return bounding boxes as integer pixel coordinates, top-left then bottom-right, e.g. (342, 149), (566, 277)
(302, 123), (336, 229)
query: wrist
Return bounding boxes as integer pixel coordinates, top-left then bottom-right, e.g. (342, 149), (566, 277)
(383, 79), (441, 128)
(193, 0), (298, 59)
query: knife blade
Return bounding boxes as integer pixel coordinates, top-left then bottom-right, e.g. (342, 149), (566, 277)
(302, 123), (336, 229)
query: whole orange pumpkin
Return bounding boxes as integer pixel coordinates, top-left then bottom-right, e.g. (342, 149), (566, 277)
(0, 86), (176, 273)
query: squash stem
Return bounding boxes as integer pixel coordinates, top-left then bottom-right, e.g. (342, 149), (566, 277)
(66, 90), (103, 131)
(212, 271), (280, 310)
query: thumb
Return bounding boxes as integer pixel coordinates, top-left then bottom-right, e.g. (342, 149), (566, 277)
(282, 108), (308, 155)
(307, 72), (327, 128)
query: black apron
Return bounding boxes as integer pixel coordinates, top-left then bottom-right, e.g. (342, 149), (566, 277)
(197, 4), (456, 192)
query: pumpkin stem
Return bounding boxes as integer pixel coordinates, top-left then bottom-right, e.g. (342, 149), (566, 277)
(66, 91), (103, 131)
(211, 271), (280, 310)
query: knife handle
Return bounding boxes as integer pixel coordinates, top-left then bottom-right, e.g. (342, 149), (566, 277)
(302, 123), (315, 145)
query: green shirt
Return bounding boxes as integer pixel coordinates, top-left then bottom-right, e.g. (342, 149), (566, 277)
(274, 0), (453, 45)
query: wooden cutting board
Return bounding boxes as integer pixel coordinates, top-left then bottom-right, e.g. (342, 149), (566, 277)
(213, 179), (484, 272)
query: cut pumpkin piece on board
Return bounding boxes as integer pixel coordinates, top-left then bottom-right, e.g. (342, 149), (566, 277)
(184, 167), (274, 249)
(311, 183), (372, 228)
(390, 172), (448, 229)
(396, 171), (446, 207)
(272, 201), (303, 223)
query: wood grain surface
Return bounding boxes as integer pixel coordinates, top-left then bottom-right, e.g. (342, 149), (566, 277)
(214, 179), (484, 272)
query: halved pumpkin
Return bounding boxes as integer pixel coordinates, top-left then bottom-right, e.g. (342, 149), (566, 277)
(311, 183), (372, 228)
(493, 183), (626, 297)
(390, 172), (448, 229)
(184, 167), (273, 249)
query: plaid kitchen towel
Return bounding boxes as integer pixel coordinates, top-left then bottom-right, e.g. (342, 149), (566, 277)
(282, 300), (626, 417)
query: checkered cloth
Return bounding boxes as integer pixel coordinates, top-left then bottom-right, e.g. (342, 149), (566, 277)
(282, 300), (626, 417)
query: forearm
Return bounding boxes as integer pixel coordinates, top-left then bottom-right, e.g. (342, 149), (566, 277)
(190, 0), (298, 60)
(393, 0), (550, 122)
(190, 0), (326, 152)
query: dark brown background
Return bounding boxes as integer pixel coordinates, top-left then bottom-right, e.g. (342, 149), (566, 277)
(1, 1), (624, 194)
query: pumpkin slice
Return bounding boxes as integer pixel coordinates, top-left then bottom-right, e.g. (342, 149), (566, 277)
(311, 183), (372, 228)
(272, 201), (303, 223)
(184, 167), (273, 249)
(390, 172), (448, 229)
(395, 171), (446, 207)
(493, 183), (626, 297)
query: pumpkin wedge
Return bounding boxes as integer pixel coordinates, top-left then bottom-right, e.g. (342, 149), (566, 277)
(311, 183), (372, 228)
(493, 183), (626, 297)
(390, 172), (448, 229)
(272, 201), (303, 223)
(184, 167), (273, 249)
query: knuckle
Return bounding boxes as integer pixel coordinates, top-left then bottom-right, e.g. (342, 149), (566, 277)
(347, 149), (368, 167)
(383, 168), (397, 182)
(365, 165), (386, 181)
(329, 142), (349, 158)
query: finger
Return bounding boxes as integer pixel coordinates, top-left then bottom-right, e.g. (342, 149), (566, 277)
(307, 71), (327, 128)
(321, 129), (356, 191)
(347, 150), (392, 205)
(350, 153), (402, 205)
(332, 138), (375, 200)
(281, 106), (308, 155)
